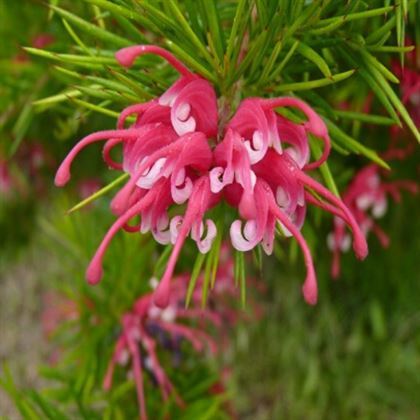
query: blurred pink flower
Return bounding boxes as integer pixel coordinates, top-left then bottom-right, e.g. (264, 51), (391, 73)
(328, 153), (417, 278)
(103, 260), (242, 420)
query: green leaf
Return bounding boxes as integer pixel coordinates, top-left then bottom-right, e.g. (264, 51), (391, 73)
(49, 5), (131, 47)
(71, 97), (119, 117)
(325, 119), (390, 169)
(315, 5), (394, 27)
(310, 138), (340, 197)
(335, 110), (395, 125)
(297, 42), (332, 78)
(24, 47), (118, 66)
(186, 252), (206, 307)
(339, 48), (401, 125)
(268, 39), (300, 82)
(273, 69), (355, 92)
(165, 40), (216, 82)
(358, 48), (399, 84)
(166, 0), (215, 66)
(200, 0), (225, 62)
(362, 61), (420, 142)
(32, 89), (83, 108)
(225, 0), (249, 64)
(67, 174), (129, 214)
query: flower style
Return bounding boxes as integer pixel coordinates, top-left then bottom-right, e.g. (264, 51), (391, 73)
(328, 159), (417, 278)
(55, 43), (369, 307)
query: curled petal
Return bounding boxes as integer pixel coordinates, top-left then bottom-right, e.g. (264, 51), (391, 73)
(171, 171), (193, 204)
(169, 216), (183, 244)
(171, 79), (218, 137)
(152, 215), (171, 245)
(191, 220), (217, 253)
(261, 97), (331, 169)
(138, 157), (167, 189)
(210, 166), (230, 193)
(230, 220), (259, 251)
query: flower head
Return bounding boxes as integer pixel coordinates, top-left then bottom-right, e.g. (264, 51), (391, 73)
(328, 159), (417, 278)
(103, 260), (241, 420)
(218, 97), (367, 304)
(55, 44), (369, 307)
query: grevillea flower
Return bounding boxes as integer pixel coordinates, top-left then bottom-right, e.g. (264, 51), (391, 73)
(55, 44), (368, 307)
(328, 153), (417, 278)
(54, 45), (220, 307)
(215, 97), (367, 305)
(103, 269), (239, 420)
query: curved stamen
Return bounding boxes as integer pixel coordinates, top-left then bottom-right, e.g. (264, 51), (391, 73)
(266, 186), (318, 305)
(297, 171), (368, 259)
(116, 45), (194, 78)
(55, 129), (146, 187)
(126, 333), (148, 420)
(117, 102), (154, 130)
(86, 188), (157, 285)
(304, 192), (351, 224)
(103, 138), (124, 170)
(103, 337), (126, 391)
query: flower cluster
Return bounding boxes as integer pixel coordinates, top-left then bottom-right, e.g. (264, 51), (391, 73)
(328, 150), (417, 278)
(103, 263), (240, 420)
(55, 44), (368, 307)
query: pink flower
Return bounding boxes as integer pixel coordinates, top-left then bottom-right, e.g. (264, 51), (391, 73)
(55, 45), (219, 306)
(328, 162), (417, 278)
(31, 33), (55, 49)
(103, 275), (228, 420)
(55, 44), (369, 307)
(218, 98), (367, 305)
(115, 45), (218, 138)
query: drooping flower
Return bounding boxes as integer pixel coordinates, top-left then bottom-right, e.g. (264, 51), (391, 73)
(103, 264), (241, 420)
(54, 46), (219, 301)
(328, 156), (417, 278)
(55, 44), (369, 307)
(215, 97), (367, 304)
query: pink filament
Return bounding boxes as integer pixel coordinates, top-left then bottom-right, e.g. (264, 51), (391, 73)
(127, 335), (148, 420)
(86, 188), (156, 285)
(116, 45), (194, 78)
(298, 171), (368, 260)
(266, 186), (318, 305)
